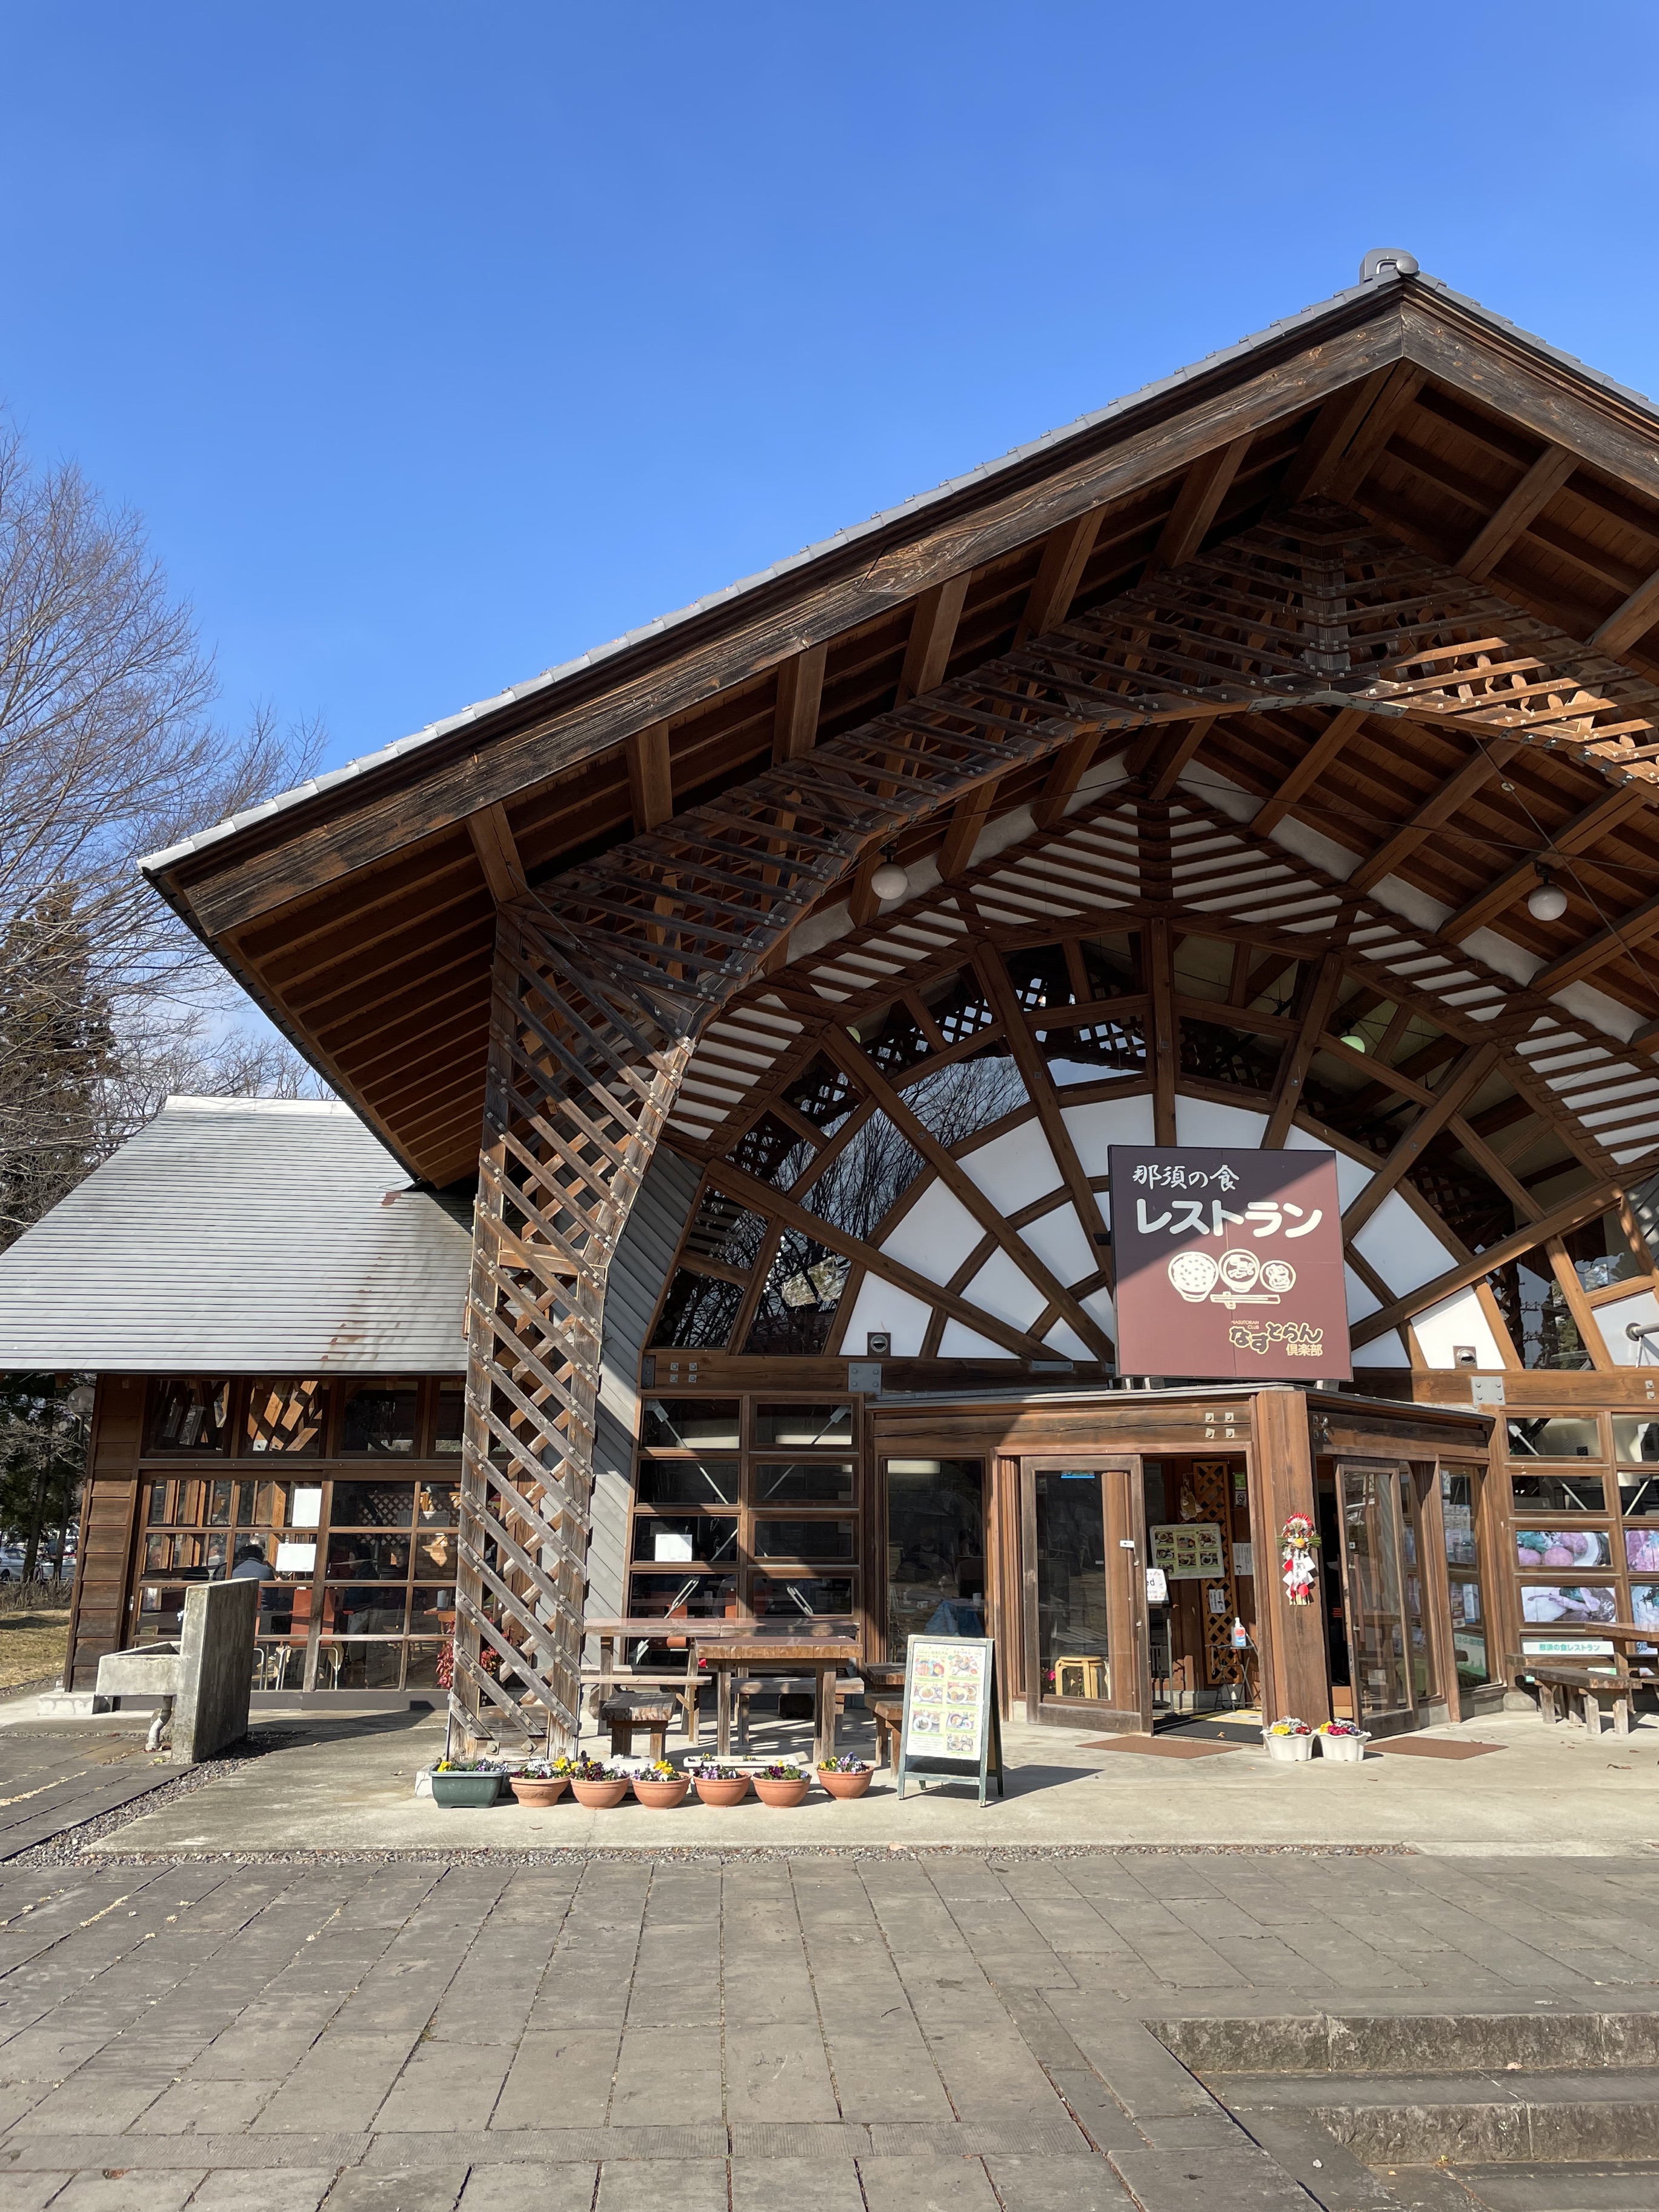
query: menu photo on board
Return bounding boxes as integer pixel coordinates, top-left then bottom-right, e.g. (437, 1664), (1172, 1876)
(1109, 1144), (1352, 1382)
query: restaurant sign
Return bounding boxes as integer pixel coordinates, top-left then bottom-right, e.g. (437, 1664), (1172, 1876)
(1109, 1144), (1352, 1381)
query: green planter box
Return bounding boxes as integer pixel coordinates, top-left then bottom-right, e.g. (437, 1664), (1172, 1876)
(431, 1771), (503, 1808)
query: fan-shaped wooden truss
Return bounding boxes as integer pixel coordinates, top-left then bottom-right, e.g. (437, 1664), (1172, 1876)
(450, 503), (1659, 1749)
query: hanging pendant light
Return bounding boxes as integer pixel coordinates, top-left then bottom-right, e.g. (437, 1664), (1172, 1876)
(869, 848), (909, 902)
(1528, 866), (1568, 923)
(1339, 1029), (1368, 1054)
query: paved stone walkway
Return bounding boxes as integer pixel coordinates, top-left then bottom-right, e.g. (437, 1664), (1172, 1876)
(1, 1845), (1657, 2209)
(0, 1729), (178, 1862)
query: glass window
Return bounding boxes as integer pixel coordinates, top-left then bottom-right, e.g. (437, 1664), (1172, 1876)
(405, 1641), (446, 1689)
(754, 1404), (853, 1448)
(1565, 1211), (1646, 1294)
(651, 1270), (745, 1351)
(1511, 1472), (1606, 1513)
(1631, 1585), (1659, 1629)
(327, 1584), (408, 1634)
(798, 1114), (925, 1244)
(630, 1515), (739, 1565)
(416, 1481), (459, 1526)
(637, 1459), (739, 1507)
(753, 1519), (856, 1560)
(641, 1400), (740, 1449)
(1440, 1469), (1489, 1689)
(145, 1481), (167, 1526)
(888, 1458), (985, 1660)
(626, 1570), (740, 1621)
(1612, 1418), (1659, 1465)
(751, 1573), (855, 1623)
(236, 1480), (294, 1529)
(245, 1380), (326, 1455)
(325, 1533), (411, 1581)
(753, 1461), (854, 1505)
(413, 1531), (458, 1577)
(741, 1231), (848, 1356)
(148, 1379), (231, 1455)
(1034, 1470), (1108, 1700)
(339, 1380), (419, 1456)
(900, 1056), (1028, 1148)
(680, 1189), (770, 1272)
(1520, 1584), (1618, 1625)
(433, 1380), (465, 1456)
(1624, 1526), (1659, 1575)
(726, 1112), (817, 1189)
(1505, 1417), (1602, 1460)
(1516, 1529), (1612, 1569)
(330, 1482), (416, 1528)
(321, 1642), (405, 1689)
(408, 1589), (455, 1634)
(1621, 1476), (1659, 1520)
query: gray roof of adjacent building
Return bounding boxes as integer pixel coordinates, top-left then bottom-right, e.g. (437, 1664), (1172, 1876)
(0, 1097), (472, 1375)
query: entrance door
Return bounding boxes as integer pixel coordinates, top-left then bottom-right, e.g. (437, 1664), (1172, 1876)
(1334, 1460), (1438, 1733)
(1021, 1462), (1151, 1731)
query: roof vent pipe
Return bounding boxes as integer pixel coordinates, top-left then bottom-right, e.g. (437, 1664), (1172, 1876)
(1360, 248), (1420, 283)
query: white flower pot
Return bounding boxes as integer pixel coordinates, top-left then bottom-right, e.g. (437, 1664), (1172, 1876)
(1317, 1732), (1369, 1762)
(1263, 1731), (1314, 1762)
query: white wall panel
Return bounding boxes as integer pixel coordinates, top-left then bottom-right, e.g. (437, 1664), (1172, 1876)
(939, 1319), (1012, 1358)
(1175, 1098), (1268, 1149)
(962, 1249), (1048, 1330)
(1412, 1286), (1505, 1370)
(1286, 1124), (1374, 1211)
(1061, 1095), (1155, 1178)
(1043, 1320), (1094, 1360)
(1081, 1286), (1117, 1336)
(1344, 1264), (1381, 1322)
(1598, 1286), (1659, 1366)
(1353, 1189), (1458, 1295)
(1352, 1330), (1411, 1367)
(1018, 1203), (1096, 1287)
(880, 1180), (984, 1280)
(839, 1275), (933, 1357)
(960, 1126), (1063, 1214)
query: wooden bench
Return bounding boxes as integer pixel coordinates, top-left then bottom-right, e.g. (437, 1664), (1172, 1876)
(600, 1698), (676, 1760)
(579, 1667), (700, 1740)
(736, 1675), (864, 1751)
(873, 1697), (903, 1770)
(1508, 1646), (1658, 1739)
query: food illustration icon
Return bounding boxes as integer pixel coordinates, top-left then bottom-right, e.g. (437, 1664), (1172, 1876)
(1168, 1250), (1218, 1301)
(1217, 1249), (1260, 1294)
(1260, 1260), (1295, 1293)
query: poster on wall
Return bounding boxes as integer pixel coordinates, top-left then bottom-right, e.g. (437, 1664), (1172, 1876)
(1109, 1145), (1352, 1381)
(1149, 1523), (1226, 1579)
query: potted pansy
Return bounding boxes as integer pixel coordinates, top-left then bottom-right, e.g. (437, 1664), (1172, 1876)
(817, 1755), (873, 1801)
(631, 1760), (689, 1810)
(753, 1762), (810, 1808)
(687, 1761), (751, 1807)
(431, 1757), (505, 1808)
(510, 1759), (571, 1808)
(567, 1756), (630, 1810)
(1262, 1716), (1314, 1763)
(1317, 1719), (1369, 1763)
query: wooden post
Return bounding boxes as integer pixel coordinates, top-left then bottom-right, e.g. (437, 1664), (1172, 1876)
(1249, 1389), (1331, 1728)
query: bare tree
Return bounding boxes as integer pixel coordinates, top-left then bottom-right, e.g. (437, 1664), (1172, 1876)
(0, 420), (327, 1247)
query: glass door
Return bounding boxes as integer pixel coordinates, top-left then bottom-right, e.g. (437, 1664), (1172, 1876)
(1022, 1462), (1149, 1730)
(1335, 1460), (1437, 1730)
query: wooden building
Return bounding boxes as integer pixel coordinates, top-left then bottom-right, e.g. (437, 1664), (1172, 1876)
(13, 254), (1659, 1742)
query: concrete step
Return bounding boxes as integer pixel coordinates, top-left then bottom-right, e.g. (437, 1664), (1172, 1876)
(1157, 2011), (1659, 2074)
(1211, 2069), (1659, 2164)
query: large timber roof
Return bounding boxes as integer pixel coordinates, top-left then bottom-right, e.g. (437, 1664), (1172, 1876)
(142, 261), (1659, 1186)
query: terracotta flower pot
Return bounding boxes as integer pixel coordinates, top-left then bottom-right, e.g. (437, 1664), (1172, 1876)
(816, 1766), (873, 1801)
(570, 1776), (630, 1809)
(753, 1776), (810, 1808)
(631, 1776), (690, 1809)
(509, 1776), (568, 1808)
(693, 1774), (751, 1807)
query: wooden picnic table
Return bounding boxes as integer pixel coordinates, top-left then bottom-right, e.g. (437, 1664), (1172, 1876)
(579, 1619), (859, 1752)
(1508, 1621), (1659, 1738)
(697, 1636), (860, 1765)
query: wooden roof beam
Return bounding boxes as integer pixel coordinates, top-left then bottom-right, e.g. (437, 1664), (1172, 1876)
(1146, 436), (1252, 573)
(1458, 443), (1577, 579)
(625, 722), (673, 832)
(1264, 949), (1347, 1145)
(1250, 706), (1369, 837)
(1592, 565), (1659, 659)
(1346, 734), (1521, 896)
(467, 805), (528, 904)
(1440, 782), (1651, 944)
(1014, 513), (1102, 646)
(772, 643), (826, 762)
(1341, 1041), (1502, 1238)
(1531, 885), (1659, 994)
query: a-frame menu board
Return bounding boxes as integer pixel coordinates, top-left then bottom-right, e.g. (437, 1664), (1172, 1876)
(895, 1635), (1004, 1805)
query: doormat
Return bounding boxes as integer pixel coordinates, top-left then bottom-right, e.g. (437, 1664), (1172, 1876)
(1080, 1735), (1240, 1759)
(1369, 1736), (1504, 1759)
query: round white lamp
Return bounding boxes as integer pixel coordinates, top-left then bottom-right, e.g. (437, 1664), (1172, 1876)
(870, 860), (909, 902)
(1528, 871), (1568, 923)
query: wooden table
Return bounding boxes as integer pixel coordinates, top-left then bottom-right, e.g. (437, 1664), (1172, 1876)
(579, 1616), (754, 1747)
(697, 1637), (860, 1764)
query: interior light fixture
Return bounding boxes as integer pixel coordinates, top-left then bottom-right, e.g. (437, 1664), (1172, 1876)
(1339, 1031), (1368, 1054)
(870, 849), (909, 902)
(1527, 868), (1568, 923)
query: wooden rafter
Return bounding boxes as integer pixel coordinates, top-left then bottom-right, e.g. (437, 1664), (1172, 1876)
(467, 805), (528, 904)
(773, 644), (826, 762)
(1440, 782), (1649, 943)
(1592, 565), (1659, 659)
(1458, 445), (1576, 580)
(1346, 736), (1521, 895)
(625, 723), (673, 832)
(1340, 1042), (1502, 1238)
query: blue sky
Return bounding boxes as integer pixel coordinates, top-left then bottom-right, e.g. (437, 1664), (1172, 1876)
(4, 2), (1657, 781)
